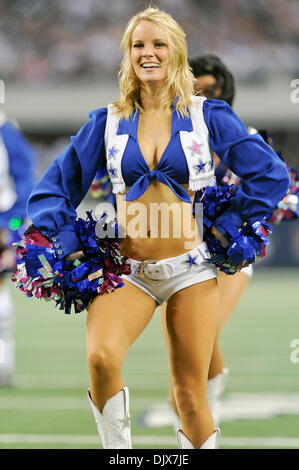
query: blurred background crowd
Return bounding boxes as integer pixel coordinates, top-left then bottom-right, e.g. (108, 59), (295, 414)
(1, 0), (298, 84)
(1, 0), (299, 267)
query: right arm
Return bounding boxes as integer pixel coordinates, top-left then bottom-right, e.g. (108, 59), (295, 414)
(27, 108), (108, 259)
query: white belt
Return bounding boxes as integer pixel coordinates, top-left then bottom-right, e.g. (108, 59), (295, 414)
(128, 243), (211, 283)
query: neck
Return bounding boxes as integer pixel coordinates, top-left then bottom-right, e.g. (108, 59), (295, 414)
(139, 82), (169, 112)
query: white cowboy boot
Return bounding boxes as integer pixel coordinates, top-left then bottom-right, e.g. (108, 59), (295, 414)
(177, 428), (220, 449)
(207, 368), (229, 427)
(87, 387), (132, 449)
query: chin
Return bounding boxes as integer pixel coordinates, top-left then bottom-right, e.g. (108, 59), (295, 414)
(139, 75), (167, 86)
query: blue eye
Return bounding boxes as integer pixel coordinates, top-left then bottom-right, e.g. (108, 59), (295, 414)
(133, 43), (143, 48)
(155, 42), (165, 47)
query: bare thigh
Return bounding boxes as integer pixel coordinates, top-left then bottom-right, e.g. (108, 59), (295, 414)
(166, 278), (219, 386)
(217, 270), (249, 329)
(86, 280), (157, 360)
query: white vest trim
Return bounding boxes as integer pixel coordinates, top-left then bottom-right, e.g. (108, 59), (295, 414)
(104, 104), (128, 195)
(180, 95), (215, 191)
(104, 96), (215, 196)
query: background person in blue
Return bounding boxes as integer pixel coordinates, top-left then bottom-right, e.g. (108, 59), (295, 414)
(25, 8), (290, 449)
(0, 104), (35, 386)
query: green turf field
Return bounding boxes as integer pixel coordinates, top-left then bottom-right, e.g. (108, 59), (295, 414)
(0, 268), (298, 449)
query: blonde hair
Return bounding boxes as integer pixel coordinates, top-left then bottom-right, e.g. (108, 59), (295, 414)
(113, 7), (196, 119)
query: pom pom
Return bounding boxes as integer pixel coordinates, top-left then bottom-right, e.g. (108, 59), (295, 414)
(12, 212), (131, 314)
(206, 219), (272, 274)
(201, 184), (272, 274)
(205, 218), (272, 275)
(196, 183), (237, 230)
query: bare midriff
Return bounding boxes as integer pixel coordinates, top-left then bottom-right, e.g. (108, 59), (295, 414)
(116, 180), (203, 261)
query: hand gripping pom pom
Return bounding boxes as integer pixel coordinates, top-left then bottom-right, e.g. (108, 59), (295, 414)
(201, 184), (273, 274)
(11, 212), (131, 314)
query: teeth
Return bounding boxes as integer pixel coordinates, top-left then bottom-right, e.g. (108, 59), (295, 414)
(141, 63), (160, 68)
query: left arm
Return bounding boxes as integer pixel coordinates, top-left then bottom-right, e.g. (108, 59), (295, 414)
(203, 99), (291, 239)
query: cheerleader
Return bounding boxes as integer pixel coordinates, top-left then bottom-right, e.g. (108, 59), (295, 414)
(0, 105), (35, 385)
(13, 8), (290, 449)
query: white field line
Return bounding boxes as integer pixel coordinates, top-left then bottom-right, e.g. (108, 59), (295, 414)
(15, 375), (167, 390)
(0, 396), (164, 411)
(1, 393), (299, 416)
(14, 374), (299, 390)
(0, 434), (298, 448)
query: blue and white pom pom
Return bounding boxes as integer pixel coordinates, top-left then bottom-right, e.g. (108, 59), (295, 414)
(12, 212), (131, 314)
(200, 184), (272, 275)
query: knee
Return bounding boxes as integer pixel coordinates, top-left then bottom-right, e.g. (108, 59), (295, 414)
(88, 345), (125, 377)
(174, 383), (207, 417)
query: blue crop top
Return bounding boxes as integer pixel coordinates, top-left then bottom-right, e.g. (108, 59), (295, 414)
(118, 105), (191, 203)
(121, 108), (189, 184)
(27, 99), (291, 258)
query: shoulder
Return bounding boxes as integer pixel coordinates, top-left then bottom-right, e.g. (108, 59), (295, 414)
(202, 98), (231, 113)
(202, 100), (249, 141)
(80, 106), (108, 134)
(189, 95), (231, 115)
(88, 106), (108, 121)
(202, 99), (245, 129)
(71, 107), (108, 149)
(188, 96), (233, 117)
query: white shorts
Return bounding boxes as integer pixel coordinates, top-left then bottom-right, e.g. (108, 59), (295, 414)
(122, 242), (218, 305)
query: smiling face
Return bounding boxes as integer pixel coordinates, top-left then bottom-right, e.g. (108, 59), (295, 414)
(130, 20), (170, 87)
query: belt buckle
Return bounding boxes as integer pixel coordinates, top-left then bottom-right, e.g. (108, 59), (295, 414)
(139, 259), (160, 283)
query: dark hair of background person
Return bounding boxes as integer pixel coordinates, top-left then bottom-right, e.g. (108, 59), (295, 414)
(189, 54), (235, 106)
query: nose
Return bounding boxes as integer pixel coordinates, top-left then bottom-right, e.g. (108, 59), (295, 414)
(142, 44), (154, 57)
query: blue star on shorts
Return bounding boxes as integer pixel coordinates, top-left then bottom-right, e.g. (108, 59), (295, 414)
(184, 254), (198, 268)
